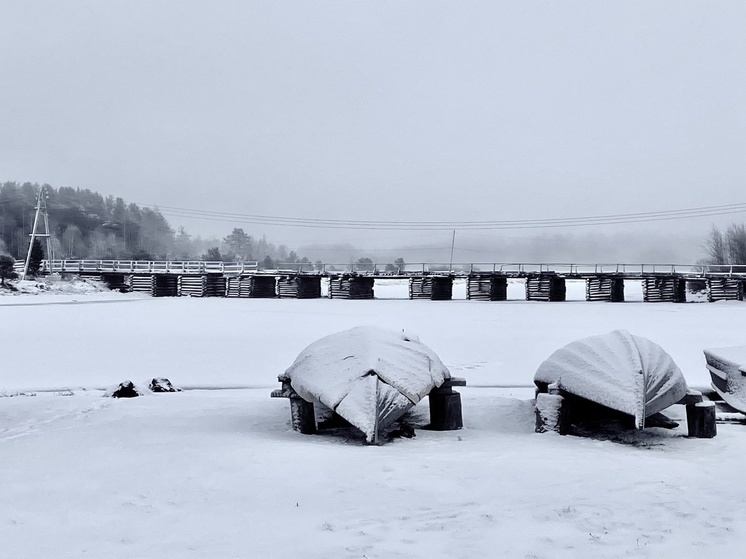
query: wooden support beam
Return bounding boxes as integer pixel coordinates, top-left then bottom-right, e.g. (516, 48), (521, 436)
(290, 397), (317, 435)
(677, 389), (704, 406)
(271, 380), (317, 434)
(686, 401), (717, 438)
(535, 383), (569, 434)
(428, 386), (463, 430)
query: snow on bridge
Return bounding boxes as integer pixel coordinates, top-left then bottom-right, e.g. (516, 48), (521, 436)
(16, 259), (746, 278)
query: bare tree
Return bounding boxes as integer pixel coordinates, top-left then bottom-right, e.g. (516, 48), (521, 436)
(61, 225), (84, 258)
(704, 225), (727, 265)
(726, 223), (746, 264)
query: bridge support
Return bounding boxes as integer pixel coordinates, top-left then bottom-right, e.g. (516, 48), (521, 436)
(708, 278), (743, 302)
(226, 276), (252, 298)
(526, 274), (565, 302)
(179, 274), (226, 297)
(278, 275), (322, 298)
(409, 276), (453, 300)
(467, 274), (507, 301)
(329, 275), (374, 299)
(130, 274), (178, 297)
(585, 276), (624, 302)
(642, 276), (686, 303)
(249, 275), (277, 298)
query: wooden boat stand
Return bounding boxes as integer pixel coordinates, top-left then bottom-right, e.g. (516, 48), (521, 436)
(271, 377), (466, 439)
(535, 384), (717, 438)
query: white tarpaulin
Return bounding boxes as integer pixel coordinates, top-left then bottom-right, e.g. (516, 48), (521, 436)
(534, 330), (688, 429)
(281, 326), (451, 442)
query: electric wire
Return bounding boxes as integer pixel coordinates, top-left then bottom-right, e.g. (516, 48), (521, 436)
(147, 201), (746, 231)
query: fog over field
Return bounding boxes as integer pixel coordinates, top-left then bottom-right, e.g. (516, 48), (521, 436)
(1, 1), (744, 258)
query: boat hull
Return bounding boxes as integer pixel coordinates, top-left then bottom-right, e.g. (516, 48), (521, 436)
(534, 330), (688, 429)
(705, 347), (746, 413)
(282, 326), (452, 443)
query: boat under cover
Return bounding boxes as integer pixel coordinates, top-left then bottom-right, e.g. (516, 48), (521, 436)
(534, 330), (688, 429)
(704, 346), (746, 413)
(281, 326), (451, 442)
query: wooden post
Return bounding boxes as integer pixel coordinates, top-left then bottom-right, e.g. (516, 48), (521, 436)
(686, 401), (717, 438)
(428, 381), (463, 430)
(289, 396), (317, 435)
(535, 384), (569, 434)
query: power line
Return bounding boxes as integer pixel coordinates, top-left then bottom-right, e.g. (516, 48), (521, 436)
(2, 187), (743, 230)
(142, 201), (746, 231)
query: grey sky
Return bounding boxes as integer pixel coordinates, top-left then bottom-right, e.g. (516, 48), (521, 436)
(1, 1), (744, 254)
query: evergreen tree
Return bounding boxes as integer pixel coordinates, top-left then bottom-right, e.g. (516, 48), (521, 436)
(28, 238), (44, 276)
(385, 257), (406, 272)
(223, 228), (253, 260)
(203, 247), (223, 261)
(0, 255), (17, 286)
(131, 249), (153, 261)
(173, 226), (192, 259)
(356, 257), (374, 272)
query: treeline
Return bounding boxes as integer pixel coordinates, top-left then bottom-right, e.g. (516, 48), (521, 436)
(0, 182), (307, 264)
(1, 181), (173, 260)
(200, 227), (311, 268)
(703, 223), (746, 265)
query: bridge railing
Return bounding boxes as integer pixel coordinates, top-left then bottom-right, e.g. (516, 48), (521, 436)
(36, 260), (260, 274)
(13, 260), (746, 277)
(312, 262), (746, 277)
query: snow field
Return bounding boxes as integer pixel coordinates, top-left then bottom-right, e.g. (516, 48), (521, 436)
(0, 282), (741, 392)
(2, 388), (745, 558)
(1, 283), (745, 558)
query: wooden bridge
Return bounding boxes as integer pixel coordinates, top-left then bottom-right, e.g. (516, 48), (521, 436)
(19, 259), (746, 277)
(18, 259), (746, 303)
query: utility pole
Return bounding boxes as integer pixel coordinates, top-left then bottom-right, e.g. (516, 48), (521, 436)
(449, 229), (456, 272)
(22, 186), (53, 280)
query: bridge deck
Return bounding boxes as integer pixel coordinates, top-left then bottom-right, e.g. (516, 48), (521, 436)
(16, 260), (746, 279)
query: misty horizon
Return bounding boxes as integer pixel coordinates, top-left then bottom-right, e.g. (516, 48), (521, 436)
(1, 1), (744, 263)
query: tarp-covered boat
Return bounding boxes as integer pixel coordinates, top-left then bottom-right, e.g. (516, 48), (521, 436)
(280, 326), (452, 443)
(534, 330), (688, 429)
(704, 346), (746, 413)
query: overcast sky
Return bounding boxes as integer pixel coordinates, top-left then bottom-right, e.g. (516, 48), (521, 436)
(1, 1), (744, 253)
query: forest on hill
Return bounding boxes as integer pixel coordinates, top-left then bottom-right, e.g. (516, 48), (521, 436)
(0, 182), (304, 265)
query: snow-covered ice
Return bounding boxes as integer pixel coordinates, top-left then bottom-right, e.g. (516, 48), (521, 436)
(1, 280), (745, 558)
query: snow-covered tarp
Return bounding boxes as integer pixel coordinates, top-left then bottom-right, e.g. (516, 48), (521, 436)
(534, 330), (688, 429)
(704, 345), (746, 412)
(281, 326), (451, 442)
